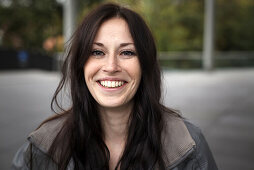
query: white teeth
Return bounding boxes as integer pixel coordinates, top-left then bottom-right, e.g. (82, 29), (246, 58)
(112, 81), (115, 87)
(99, 80), (125, 88)
(108, 81), (111, 87)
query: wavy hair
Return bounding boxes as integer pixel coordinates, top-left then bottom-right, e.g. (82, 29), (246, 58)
(46, 3), (178, 170)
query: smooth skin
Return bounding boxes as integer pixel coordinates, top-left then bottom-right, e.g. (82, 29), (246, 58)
(84, 17), (142, 170)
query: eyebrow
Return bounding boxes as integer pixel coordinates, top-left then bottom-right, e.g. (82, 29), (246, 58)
(93, 42), (134, 47)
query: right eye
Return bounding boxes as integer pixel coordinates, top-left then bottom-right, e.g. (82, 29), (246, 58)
(91, 50), (104, 56)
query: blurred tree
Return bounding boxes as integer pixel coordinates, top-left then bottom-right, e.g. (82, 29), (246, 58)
(0, 0), (62, 51)
(216, 0), (254, 51)
(148, 0), (204, 51)
(0, 0), (105, 51)
(1, 0), (254, 52)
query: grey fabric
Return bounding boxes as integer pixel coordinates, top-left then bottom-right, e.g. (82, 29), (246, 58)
(28, 116), (65, 163)
(12, 142), (30, 170)
(11, 115), (218, 170)
(168, 121), (218, 170)
(11, 142), (57, 170)
(161, 114), (196, 167)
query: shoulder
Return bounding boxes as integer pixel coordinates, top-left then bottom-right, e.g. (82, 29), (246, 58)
(182, 120), (218, 170)
(161, 113), (196, 168)
(11, 114), (68, 170)
(162, 113), (218, 169)
(28, 114), (67, 154)
(11, 141), (58, 170)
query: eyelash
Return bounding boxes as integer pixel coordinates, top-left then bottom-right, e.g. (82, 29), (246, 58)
(91, 50), (105, 56)
(120, 50), (136, 56)
(91, 49), (137, 58)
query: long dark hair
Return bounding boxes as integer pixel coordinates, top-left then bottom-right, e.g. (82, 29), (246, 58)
(46, 3), (177, 170)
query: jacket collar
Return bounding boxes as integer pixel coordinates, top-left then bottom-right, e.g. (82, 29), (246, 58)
(161, 113), (196, 168)
(28, 114), (195, 168)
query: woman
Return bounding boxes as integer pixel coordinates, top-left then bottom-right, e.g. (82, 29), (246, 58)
(12, 3), (217, 170)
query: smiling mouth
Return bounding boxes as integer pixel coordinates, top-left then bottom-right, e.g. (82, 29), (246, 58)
(97, 80), (127, 88)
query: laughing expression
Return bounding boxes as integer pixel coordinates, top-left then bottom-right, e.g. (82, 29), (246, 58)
(84, 18), (141, 109)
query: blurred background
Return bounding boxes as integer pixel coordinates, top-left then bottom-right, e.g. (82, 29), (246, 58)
(0, 0), (254, 169)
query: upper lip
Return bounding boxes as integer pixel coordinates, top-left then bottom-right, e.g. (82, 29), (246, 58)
(96, 77), (128, 82)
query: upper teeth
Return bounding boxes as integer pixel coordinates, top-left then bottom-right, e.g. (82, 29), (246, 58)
(99, 80), (125, 88)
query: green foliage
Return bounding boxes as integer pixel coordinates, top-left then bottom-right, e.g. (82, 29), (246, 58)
(1, 0), (254, 53)
(0, 0), (62, 50)
(147, 0), (204, 51)
(216, 0), (254, 51)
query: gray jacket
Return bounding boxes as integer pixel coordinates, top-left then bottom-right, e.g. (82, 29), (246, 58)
(12, 115), (218, 170)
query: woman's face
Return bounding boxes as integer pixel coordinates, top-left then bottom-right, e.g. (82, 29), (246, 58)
(84, 18), (141, 110)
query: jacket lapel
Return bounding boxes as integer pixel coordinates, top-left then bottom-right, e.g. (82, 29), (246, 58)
(161, 113), (196, 168)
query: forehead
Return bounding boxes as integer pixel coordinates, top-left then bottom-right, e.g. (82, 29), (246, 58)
(94, 17), (134, 43)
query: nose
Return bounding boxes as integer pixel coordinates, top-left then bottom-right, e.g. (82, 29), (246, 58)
(102, 54), (121, 73)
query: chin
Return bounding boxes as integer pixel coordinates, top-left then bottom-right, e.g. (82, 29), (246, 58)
(99, 102), (125, 108)
(97, 98), (132, 109)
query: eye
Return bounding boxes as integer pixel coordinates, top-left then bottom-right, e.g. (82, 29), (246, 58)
(120, 50), (136, 57)
(91, 50), (105, 56)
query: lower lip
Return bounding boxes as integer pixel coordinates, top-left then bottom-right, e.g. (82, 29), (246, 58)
(96, 81), (127, 91)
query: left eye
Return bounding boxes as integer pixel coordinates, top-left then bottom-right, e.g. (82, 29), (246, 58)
(120, 51), (136, 56)
(91, 50), (104, 56)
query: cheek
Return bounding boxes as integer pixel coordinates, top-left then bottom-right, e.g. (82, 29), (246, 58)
(128, 60), (142, 82)
(84, 59), (99, 82)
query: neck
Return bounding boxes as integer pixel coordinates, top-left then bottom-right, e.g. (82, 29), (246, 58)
(99, 102), (133, 143)
(99, 102), (133, 170)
